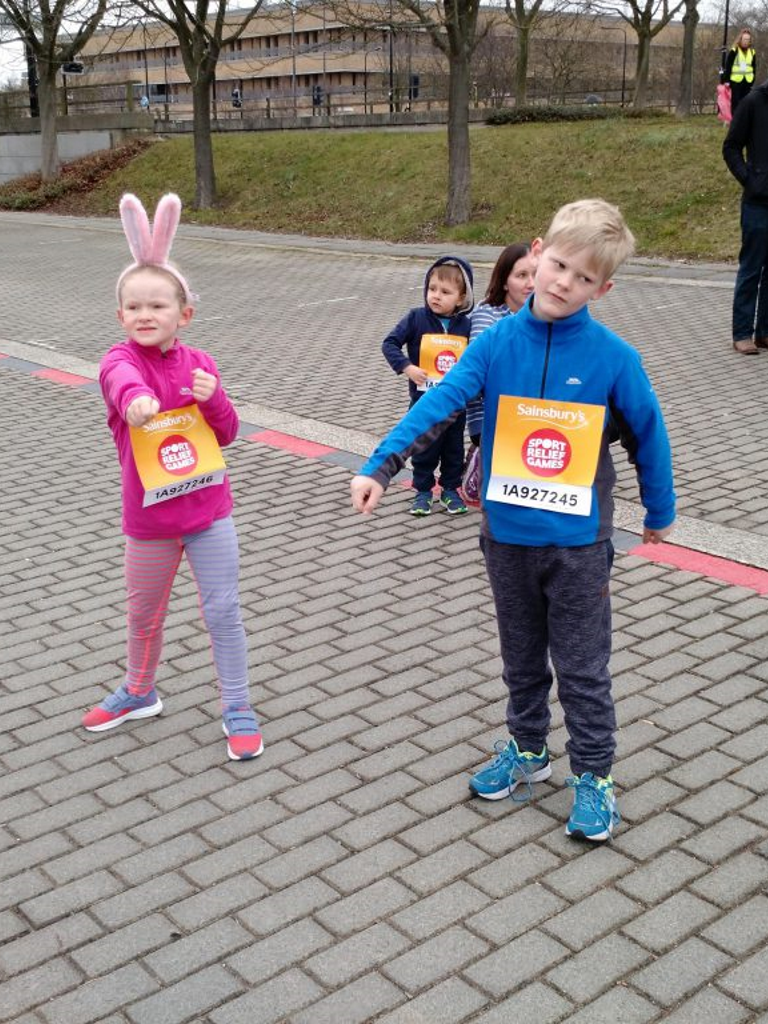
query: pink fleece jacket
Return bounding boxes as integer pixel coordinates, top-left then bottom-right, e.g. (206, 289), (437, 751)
(100, 337), (239, 539)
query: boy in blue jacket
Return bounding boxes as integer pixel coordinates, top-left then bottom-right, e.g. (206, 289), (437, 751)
(351, 199), (675, 841)
(382, 255), (474, 516)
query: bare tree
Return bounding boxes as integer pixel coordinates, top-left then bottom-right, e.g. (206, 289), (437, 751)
(331, 0), (485, 225)
(504, 0), (585, 103)
(505, 0), (545, 103)
(0, 0), (110, 179)
(690, 21), (721, 111)
(722, 2), (766, 38)
(132, 1), (266, 208)
(408, 0), (487, 223)
(536, 9), (597, 103)
(675, 0), (698, 114)
(590, 0), (685, 107)
(472, 26), (515, 106)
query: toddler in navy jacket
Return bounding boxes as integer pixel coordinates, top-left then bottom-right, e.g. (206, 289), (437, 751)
(381, 256), (474, 516)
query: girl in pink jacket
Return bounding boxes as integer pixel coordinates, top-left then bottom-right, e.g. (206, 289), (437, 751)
(82, 194), (262, 762)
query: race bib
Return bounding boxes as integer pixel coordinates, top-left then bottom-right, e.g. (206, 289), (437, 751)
(417, 333), (468, 391)
(129, 404), (227, 507)
(486, 396), (605, 516)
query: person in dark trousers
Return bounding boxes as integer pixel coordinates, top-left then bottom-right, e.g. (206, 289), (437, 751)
(722, 29), (757, 115)
(381, 255), (474, 516)
(723, 77), (768, 355)
(352, 199), (675, 842)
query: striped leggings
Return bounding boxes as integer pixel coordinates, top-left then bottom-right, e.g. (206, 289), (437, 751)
(124, 515), (250, 708)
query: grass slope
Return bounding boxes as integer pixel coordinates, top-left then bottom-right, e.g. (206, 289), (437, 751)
(0, 117), (741, 261)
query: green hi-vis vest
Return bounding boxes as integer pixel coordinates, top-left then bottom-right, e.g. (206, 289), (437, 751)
(731, 47), (756, 83)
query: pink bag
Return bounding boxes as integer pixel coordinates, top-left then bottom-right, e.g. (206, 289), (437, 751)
(717, 82), (732, 123)
(459, 445), (481, 508)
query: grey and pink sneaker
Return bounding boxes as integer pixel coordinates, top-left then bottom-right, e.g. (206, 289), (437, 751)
(222, 705), (264, 761)
(82, 684), (163, 732)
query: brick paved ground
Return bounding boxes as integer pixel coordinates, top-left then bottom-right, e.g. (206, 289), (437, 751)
(3, 212), (768, 1022)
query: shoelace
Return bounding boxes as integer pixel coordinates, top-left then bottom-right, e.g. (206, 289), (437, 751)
(566, 774), (621, 828)
(488, 740), (537, 803)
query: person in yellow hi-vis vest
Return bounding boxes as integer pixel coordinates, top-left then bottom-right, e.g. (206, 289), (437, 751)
(723, 28), (757, 114)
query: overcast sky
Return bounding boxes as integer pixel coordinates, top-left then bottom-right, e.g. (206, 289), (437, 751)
(0, 36), (24, 83)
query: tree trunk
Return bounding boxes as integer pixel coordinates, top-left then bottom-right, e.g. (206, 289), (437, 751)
(676, 0), (699, 116)
(514, 22), (530, 105)
(37, 64), (59, 182)
(445, 45), (471, 226)
(192, 75), (217, 208)
(632, 31), (651, 108)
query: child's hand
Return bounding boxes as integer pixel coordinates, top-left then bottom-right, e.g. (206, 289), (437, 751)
(350, 475), (384, 514)
(126, 395), (160, 427)
(643, 524), (674, 544)
(404, 364), (428, 387)
(192, 368), (218, 403)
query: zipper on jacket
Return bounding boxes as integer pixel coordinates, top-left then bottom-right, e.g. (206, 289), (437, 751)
(539, 323), (552, 397)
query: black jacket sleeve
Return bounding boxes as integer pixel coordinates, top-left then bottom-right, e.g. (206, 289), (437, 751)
(723, 48), (736, 83)
(723, 98), (752, 186)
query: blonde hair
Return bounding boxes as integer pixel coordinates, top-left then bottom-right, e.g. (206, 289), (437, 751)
(733, 27), (753, 48)
(542, 198), (635, 281)
(117, 264), (191, 309)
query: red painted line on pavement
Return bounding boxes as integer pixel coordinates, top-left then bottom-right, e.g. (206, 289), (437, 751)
(32, 368), (94, 386)
(628, 541), (768, 594)
(15, 353), (768, 594)
(245, 429), (337, 458)
(0, 353), (9, 359)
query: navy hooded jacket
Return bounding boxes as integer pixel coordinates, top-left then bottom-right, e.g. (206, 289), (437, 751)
(382, 255), (474, 401)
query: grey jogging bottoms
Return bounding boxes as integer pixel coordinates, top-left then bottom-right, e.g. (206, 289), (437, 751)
(481, 535), (616, 777)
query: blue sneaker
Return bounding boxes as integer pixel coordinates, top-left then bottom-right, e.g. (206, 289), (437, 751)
(439, 488), (468, 515)
(469, 738), (551, 802)
(82, 683), (162, 732)
(409, 491), (433, 516)
(565, 773), (620, 841)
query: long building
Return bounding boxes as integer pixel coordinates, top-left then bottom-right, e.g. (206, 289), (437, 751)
(78, 3), (443, 119)
(64, 3), (720, 120)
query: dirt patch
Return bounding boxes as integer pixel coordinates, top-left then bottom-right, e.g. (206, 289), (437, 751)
(0, 137), (156, 213)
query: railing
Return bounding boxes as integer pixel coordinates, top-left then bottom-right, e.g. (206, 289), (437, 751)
(0, 77), (717, 131)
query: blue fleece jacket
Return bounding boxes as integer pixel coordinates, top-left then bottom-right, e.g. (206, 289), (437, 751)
(362, 298), (676, 547)
(382, 255), (474, 401)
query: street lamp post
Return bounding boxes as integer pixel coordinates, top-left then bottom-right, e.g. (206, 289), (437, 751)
(364, 44), (382, 114)
(388, 0), (394, 113)
(19, 0), (39, 116)
(290, 2), (297, 117)
(24, 36), (38, 116)
(720, 0), (731, 79)
(619, 28), (627, 107)
(142, 21), (150, 104)
(599, 24), (628, 107)
(163, 48), (169, 120)
(322, 6), (327, 114)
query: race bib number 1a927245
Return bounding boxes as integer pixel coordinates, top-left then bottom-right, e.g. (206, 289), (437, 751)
(486, 396), (605, 517)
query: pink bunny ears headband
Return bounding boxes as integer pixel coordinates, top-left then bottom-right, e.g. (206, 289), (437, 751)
(116, 193), (194, 306)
